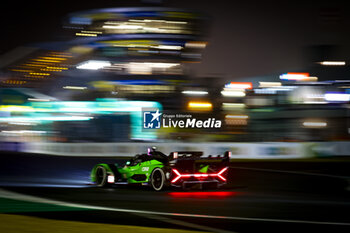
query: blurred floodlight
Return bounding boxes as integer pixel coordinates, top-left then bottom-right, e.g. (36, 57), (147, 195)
(225, 82), (252, 89)
(319, 61), (346, 66)
(259, 82), (281, 88)
(102, 20), (189, 34)
(280, 73), (309, 81)
(268, 86), (297, 91)
(185, 41), (207, 49)
(304, 94), (327, 104)
(0, 116), (93, 123)
(324, 93), (350, 102)
(221, 90), (246, 97)
(128, 19), (187, 24)
(63, 86), (88, 90)
(8, 122), (37, 126)
(141, 62), (179, 68)
(126, 62), (179, 75)
(153, 45), (182, 50)
(254, 89), (277, 94)
(182, 90), (208, 95)
(76, 60), (111, 70)
(0, 105), (33, 112)
(103, 24), (143, 30)
(307, 76), (318, 81)
(188, 101), (213, 110)
(27, 98), (51, 102)
(303, 121), (327, 128)
(0, 130), (47, 135)
(222, 103), (245, 109)
(76, 33), (97, 37)
(225, 114), (248, 119)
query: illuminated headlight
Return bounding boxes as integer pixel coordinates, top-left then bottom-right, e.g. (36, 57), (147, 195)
(107, 175), (115, 183)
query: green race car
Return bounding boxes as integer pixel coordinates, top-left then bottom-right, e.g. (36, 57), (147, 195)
(91, 147), (230, 191)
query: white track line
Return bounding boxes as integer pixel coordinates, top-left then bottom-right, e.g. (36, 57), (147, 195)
(0, 188), (349, 226)
(136, 213), (235, 233)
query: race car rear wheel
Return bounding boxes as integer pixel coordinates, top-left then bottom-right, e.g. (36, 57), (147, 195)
(95, 166), (107, 187)
(150, 168), (165, 191)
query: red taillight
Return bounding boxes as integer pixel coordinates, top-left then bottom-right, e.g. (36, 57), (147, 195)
(217, 167), (228, 181)
(171, 167), (228, 183)
(194, 174), (209, 178)
(171, 169), (182, 183)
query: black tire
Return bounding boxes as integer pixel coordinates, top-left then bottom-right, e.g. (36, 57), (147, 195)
(150, 168), (165, 191)
(95, 166), (107, 187)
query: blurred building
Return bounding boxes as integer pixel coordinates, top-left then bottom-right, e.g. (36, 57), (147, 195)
(0, 7), (208, 110)
(0, 7), (211, 142)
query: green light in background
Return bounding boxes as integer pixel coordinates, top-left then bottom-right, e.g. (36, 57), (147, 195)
(0, 99), (162, 141)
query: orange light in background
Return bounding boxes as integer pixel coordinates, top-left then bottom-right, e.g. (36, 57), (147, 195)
(39, 57), (67, 61)
(226, 82), (252, 90)
(287, 72), (309, 76)
(33, 59), (61, 63)
(6, 51), (71, 86)
(29, 72), (50, 76)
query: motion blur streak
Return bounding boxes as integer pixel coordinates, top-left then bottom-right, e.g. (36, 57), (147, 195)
(187, 101), (213, 110)
(319, 61), (346, 66)
(303, 121), (327, 128)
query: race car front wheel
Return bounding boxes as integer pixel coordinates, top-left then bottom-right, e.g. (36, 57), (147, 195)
(95, 166), (107, 187)
(150, 168), (165, 191)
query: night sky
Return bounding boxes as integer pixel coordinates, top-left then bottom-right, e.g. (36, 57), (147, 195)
(1, 0), (350, 79)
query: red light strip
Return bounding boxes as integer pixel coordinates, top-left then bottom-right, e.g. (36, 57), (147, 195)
(217, 167), (228, 181)
(171, 169), (182, 183)
(229, 82), (253, 89)
(171, 167), (228, 183)
(287, 72), (309, 76)
(169, 191), (236, 198)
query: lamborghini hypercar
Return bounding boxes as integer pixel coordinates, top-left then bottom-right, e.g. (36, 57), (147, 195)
(91, 147), (230, 191)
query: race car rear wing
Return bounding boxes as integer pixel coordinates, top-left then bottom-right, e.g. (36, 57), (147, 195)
(170, 151), (202, 159)
(169, 151), (232, 160)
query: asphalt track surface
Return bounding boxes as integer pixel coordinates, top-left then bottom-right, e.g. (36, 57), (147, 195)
(0, 152), (349, 232)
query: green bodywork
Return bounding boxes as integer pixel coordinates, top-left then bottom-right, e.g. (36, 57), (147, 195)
(91, 159), (164, 184)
